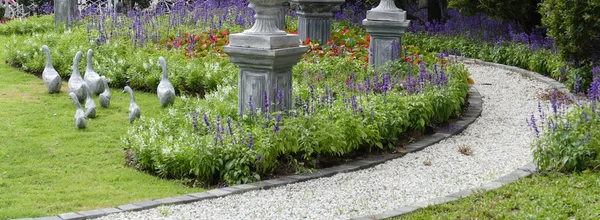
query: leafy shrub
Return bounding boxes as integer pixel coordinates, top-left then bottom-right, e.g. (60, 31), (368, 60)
(530, 67), (600, 172)
(540, 0), (600, 67)
(0, 15), (57, 35)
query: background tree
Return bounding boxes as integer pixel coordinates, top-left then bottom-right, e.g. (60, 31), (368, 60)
(447, 0), (542, 33)
(540, 0), (600, 68)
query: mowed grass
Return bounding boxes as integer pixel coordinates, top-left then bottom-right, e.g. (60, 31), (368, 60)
(0, 36), (198, 219)
(397, 172), (600, 219)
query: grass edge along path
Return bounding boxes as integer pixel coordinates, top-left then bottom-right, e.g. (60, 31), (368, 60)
(0, 35), (199, 220)
(396, 171), (600, 219)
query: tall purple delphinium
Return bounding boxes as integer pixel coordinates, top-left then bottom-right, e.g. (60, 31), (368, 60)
(587, 67), (600, 102)
(248, 95), (255, 115)
(273, 113), (282, 132)
(227, 116), (233, 135)
(203, 112), (211, 131)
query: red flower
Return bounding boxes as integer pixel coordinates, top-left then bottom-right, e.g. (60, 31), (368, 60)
(407, 58), (413, 63)
(366, 35), (371, 42)
(222, 30), (228, 37)
(327, 39), (332, 45)
(305, 37), (311, 43)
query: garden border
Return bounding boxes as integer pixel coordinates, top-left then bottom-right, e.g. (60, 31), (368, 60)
(21, 83), (484, 220)
(350, 56), (569, 220)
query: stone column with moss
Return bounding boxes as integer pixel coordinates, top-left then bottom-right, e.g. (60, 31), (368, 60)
(289, 0), (345, 44)
(224, 0), (308, 115)
(363, 0), (410, 68)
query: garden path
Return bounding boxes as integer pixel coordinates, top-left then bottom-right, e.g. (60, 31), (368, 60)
(99, 62), (550, 220)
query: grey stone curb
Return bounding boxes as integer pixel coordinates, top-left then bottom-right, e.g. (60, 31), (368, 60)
(350, 57), (570, 220)
(21, 87), (483, 220)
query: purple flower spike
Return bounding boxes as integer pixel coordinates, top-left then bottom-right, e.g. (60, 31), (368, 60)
(248, 133), (254, 149)
(227, 117), (233, 135)
(203, 113), (211, 130)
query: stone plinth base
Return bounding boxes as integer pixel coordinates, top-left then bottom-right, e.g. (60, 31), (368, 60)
(363, 19), (410, 68)
(290, 0), (345, 43)
(54, 0), (78, 25)
(224, 46), (308, 114)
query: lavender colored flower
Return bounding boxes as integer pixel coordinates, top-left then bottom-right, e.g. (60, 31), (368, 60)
(263, 90), (270, 112)
(203, 112), (211, 130)
(227, 117), (233, 135)
(273, 113), (282, 132)
(248, 133), (254, 149)
(248, 95), (255, 115)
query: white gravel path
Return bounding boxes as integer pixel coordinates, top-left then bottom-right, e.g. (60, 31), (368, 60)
(100, 63), (550, 220)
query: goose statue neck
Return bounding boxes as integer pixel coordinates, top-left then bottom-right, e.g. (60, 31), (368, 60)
(41, 45), (53, 69)
(72, 51), (83, 78)
(69, 92), (83, 109)
(86, 49), (94, 71)
(124, 86), (136, 102)
(159, 57), (168, 81)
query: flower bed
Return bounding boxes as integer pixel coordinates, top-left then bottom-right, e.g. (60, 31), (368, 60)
(124, 51), (470, 185)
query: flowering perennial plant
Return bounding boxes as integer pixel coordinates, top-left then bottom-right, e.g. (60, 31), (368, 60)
(124, 51), (470, 185)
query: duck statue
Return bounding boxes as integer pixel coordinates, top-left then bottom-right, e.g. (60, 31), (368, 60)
(123, 86), (141, 123)
(82, 83), (97, 118)
(68, 92), (87, 129)
(157, 56), (175, 107)
(40, 45), (62, 93)
(68, 51), (89, 103)
(84, 49), (104, 95)
(99, 76), (110, 108)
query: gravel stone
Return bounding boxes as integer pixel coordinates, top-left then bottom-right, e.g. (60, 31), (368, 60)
(98, 63), (548, 220)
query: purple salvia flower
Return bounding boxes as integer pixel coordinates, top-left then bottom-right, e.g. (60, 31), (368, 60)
(248, 133), (254, 149)
(274, 113), (282, 132)
(248, 95), (255, 115)
(263, 90), (270, 112)
(227, 117), (233, 135)
(203, 113), (211, 130)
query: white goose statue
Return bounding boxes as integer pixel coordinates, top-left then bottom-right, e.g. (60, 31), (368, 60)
(68, 51), (89, 103)
(123, 86), (141, 123)
(157, 56), (175, 107)
(82, 83), (97, 118)
(99, 76), (110, 108)
(40, 45), (62, 93)
(68, 92), (87, 129)
(84, 49), (104, 95)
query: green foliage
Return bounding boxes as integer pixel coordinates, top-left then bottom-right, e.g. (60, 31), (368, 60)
(404, 32), (571, 86)
(540, 0), (600, 67)
(532, 104), (600, 172)
(4, 27), (237, 95)
(0, 15), (58, 35)
(124, 54), (470, 186)
(400, 172), (600, 219)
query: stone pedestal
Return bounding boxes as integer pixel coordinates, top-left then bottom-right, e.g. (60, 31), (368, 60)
(275, 2), (288, 31)
(362, 0), (410, 68)
(54, 0), (78, 25)
(224, 0), (307, 115)
(290, 0), (344, 43)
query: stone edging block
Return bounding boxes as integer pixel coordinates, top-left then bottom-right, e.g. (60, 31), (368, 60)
(22, 79), (484, 220)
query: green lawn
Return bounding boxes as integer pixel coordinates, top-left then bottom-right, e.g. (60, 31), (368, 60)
(0, 35), (198, 219)
(398, 171), (600, 219)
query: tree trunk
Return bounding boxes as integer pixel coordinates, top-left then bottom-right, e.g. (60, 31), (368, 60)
(427, 0), (441, 22)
